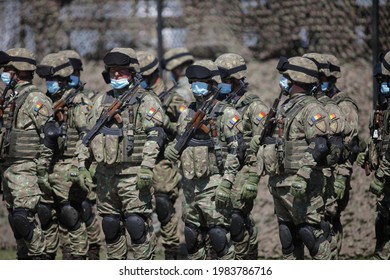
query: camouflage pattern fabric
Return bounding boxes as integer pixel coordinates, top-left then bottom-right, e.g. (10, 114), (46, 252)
(88, 86), (164, 260)
(1, 81), (53, 259)
(266, 92), (331, 260)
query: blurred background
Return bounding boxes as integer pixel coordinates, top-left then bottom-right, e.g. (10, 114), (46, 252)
(0, 0), (390, 259)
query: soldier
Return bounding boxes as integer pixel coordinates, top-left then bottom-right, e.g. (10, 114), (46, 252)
(322, 53), (360, 257)
(0, 48), (55, 259)
(303, 53), (351, 259)
(58, 49), (102, 260)
(357, 50), (390, 259)
(87, 47), (163, 260)
(215, 53), (269, 259)
(253, 56), (331, 259)
(164, 60), (245, 260)
(137, 50), (181, 259)
(35, 52), (92, 259)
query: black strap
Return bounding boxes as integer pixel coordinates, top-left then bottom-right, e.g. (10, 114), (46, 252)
(218, 65), (247, 78)
(163, 52), (192, 64)
(140, 57), (159, 73)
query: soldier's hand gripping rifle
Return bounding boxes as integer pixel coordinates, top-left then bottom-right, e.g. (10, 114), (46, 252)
(174, 87), (221, 155)
(82, 74), (142, 147)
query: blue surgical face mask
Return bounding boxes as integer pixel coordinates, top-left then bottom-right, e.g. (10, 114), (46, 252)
(46, 80), (61, 94)
(110, 78), (129, 89)
(218, 83), (232, 94)
(140, 80), (148, 89)
(191, 81), (209, 96)
(279, 76), (290, 93)
(68, 75), (80, 88)
(321, 82), (329, 92)
(381, 82), (390, 95)
(1, 72), (11, 85)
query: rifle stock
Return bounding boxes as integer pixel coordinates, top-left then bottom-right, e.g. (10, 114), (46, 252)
(259, 90), (284, 144)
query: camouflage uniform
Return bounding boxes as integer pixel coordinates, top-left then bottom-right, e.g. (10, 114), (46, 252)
(303, 53), (354, 259)
(359, 51), (390, 259)
(258, 57), (331, 259)
(165, 60), (245, 260)
(58, 49), (102, 260)
(137, 50), (182, 259)
(35, 52), (92, 259)
(0, 48), (54, 259)
(215, 53), (269, 259)
(87, 48), (163, 260)
(323, 54), (360, 258)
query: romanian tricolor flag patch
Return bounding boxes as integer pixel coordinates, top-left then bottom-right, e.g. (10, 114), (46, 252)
(329, 113), (336, 120)
(147, 108), (156, 117)
(179, 105), (186, 112)
(34, 102), (43, 112)
(311, 114), (322, 122)
(229, 115), (239, 126)
(256, 112), (266, 121)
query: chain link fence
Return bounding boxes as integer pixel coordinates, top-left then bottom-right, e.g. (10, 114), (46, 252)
(0, 0), (389, 62)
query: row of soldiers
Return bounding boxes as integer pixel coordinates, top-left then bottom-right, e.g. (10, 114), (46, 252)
(0, 45), (389, 260)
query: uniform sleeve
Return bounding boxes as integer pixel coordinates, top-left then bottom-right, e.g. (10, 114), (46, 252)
(297, 102), (330, 179)
(248, 101), (269, 137)
(221, 107), (244, 183)
(27, 93), (54, 169)
(139, 93), (165, 169)
(72, 95), (92, 168)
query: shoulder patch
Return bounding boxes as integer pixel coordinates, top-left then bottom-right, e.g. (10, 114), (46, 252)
(227, 115), (240, 129)
(178, 104), (187, 113)
(146, 107), (157, 119)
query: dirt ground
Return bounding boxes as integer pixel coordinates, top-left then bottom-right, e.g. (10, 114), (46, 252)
(0, 57), (377, 259)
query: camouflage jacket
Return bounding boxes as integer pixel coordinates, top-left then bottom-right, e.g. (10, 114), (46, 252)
(173, 100), (244, 183)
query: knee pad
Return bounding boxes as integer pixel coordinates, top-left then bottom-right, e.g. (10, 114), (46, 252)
(10, 208), (35, 241)
(279, 222), (294, 255)
(102, 215), (122, 244)
(59, 204), (81, 231)
(155, 193), (175, 226)
(125, 214), (147, 245)
(37, 203), (53, 230)
(81, 200), (94, 227)
(230, 210), (246, 242)
(208, 226), (229, 258)
(298, 224), (325, 257)
(184, 223), (200, 254)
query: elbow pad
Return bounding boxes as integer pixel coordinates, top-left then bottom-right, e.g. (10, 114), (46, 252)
(308, 136), (328, 165)
(327, 135), (344, 166)
(42, 121), (60, 150)
(146, 126), (167, 149)
(226, 133), (246, 166)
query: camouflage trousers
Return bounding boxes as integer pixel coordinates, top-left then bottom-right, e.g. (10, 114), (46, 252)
(153, 158), (181, 259)
(40, 158), (89, 259)
(373, 185), (390, 260)
(230, 164), (259, 260)
(59, 198), (102, 260)
(181, 174), (235, 260)
(95, 164), (156, 260)
(2, 160), (46, 259)
(268, 171), (331, 260)
(323, 172), (351, 260)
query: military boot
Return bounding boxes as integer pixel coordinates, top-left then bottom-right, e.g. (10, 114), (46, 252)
(164, 245), (178, 260)
(61, 245), (72, 260)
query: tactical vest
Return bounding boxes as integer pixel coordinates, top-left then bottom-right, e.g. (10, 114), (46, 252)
(90, 90), (147, 165)
(1, 84), (41, 159)
(281, 96), (316, 172)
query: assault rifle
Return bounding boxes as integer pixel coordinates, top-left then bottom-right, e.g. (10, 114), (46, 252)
(82, 75), (142, 147)
(225, 80), (248, 104)
(258, 89), (284, 145)
(174, 87), (221, 155)
(52, 86), (82, 122)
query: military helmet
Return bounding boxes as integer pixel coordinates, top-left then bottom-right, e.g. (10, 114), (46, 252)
(36, 52), (73, 78)
(163, 48), (194, 71)
(59, 49), (83, 71)
(103, 47), (140, 73)
(215, 53), (247, 80)
(277, 56), (318, 84)
(186, 60), (221, 84)
(136, 51), (159, 76)
(0, 48), (36, 71)
(322, 54), (341, 79)
(302, 53), (330, 77)
(380, 51), (390, 76)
